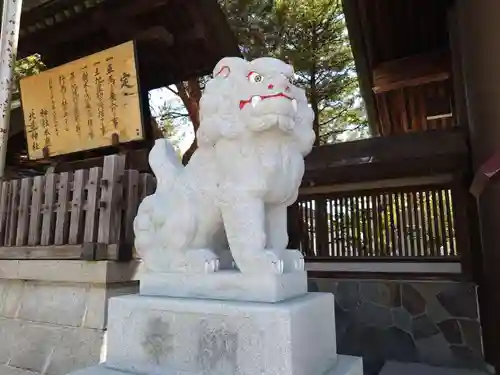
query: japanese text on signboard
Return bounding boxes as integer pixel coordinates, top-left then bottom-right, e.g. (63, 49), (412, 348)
(20, 41), (143, 159)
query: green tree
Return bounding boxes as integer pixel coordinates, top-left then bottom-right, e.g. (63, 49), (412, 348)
(149, 92), (185, 155)
(219, 0), (368, 144)
(161, 0), (369, 162)
(13, 54), (46, 99)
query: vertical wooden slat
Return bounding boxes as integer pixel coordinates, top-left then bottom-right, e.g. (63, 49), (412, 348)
(444, 188), (457, 255)
(344, 196), (351, 256)
(315, 196), (328, 256)
(297, 202), (304, 253)
(84, 167), (102, 244)
(397, 192), (408, 256)
(354, 196), (361, 257)
(382, 194), (390, 256)
(334, 197), (340, 256)
(359, 195), (366, 256)
(431, 189), (442, 256)
(3, 181), (12, 245)
(351, 196), (358, 256)
(417, 191), (428, 256)
(327, 198), (333, 256)
(303, 202), (309, 255)
(350, 196), (357, 256)
(54, 172), (71, 245)
(388, 193), (397, 256)
(407, 192), (418, 256)
(28, 176), (44, 246)
(301, 201), (308, 255)
(7, 180), (20, 246)
(41, 173), (57, 246)
(336, 196), (342, 256)
(124, 169), (140, 246)
(113, 155), (127, 247)
(69, 169), (88, 244)
(16, 178), (33, 246)
(310, 199), (316, 254)
(303, 200), (310, 256)
(0, 181), (9, 246)
(425, 190), (437, 256)
(345, 196), (351, 256)
(139, 173), (155, 202)
(436, 188), (449, 256)
(368, 194), (380, 256)
(98, 155), (126, 245)
(343, 196), (350, 256)
(364, 195), (373, 256)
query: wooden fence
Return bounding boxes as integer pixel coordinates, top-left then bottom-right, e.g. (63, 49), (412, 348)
(291, 175), (470, 263)
(0, 154), (156, 260)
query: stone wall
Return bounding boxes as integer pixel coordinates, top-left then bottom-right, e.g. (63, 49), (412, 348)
(308, 278), (484, 375)
(0, 260), (139, 375)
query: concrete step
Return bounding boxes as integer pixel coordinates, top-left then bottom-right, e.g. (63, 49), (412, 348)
(380, 362), (494, 375)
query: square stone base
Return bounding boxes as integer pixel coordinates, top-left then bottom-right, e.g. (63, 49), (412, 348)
(69, 355), (362, 375)
(139, 270), (308, 303)
(104, 293), (337, 375)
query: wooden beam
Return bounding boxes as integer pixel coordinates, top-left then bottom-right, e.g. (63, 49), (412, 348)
(299, 174), (454, 196)
(0, 243), (129, 260)
(302, 129), (469, 185)
(305, 128), (468, 169)
(341, 0), (379, 135)
(372, 51), (451, 94)
(302, 154), (468, 186)
(18, 0), (170, 58)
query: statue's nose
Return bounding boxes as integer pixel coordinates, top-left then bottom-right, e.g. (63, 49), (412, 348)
(267, 83), (291, 93)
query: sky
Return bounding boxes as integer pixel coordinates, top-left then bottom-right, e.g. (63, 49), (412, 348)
(149, 87), (195, 154)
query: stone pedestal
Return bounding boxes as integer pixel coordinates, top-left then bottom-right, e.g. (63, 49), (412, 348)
(68, 271), (363, 375)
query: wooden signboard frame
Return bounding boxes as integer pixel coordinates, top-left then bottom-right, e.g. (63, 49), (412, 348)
(19, 41), (145, 160)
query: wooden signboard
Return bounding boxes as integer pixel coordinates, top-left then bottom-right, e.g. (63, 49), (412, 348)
(20, 41), (144, 160)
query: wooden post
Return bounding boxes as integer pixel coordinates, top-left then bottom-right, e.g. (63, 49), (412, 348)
(454, 0), (500, 370)
(0, 0), (23, 178)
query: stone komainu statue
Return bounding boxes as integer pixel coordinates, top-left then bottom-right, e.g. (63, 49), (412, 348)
(133, 57), (315, 275)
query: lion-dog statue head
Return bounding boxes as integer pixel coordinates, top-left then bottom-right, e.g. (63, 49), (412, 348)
(196, 57), (315, 155)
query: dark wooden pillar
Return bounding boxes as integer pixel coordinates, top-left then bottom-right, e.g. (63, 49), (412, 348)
(452, 0), (500, 370)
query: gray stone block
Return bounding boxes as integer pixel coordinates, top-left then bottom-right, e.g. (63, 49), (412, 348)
(0, 280), (24, 318)
(0, 364), (39, 375)
(0, 318), (103, 375)
(17, 282), (87, 327)
(46, 327), (104, 375)
(82, 283), (139, 330)
(105, 293), (337, 375)
(140, 270), (307, 303)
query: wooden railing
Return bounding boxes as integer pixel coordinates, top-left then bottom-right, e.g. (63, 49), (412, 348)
(291, 175), (470, 263)
(0, 154), (156, 260)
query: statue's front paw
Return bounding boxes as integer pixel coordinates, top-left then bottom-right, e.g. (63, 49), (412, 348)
(185, 249), (220, 273)
(281, 249), (305, 272)
(262, 250), (284, 274)
(235, 250), (284, 275)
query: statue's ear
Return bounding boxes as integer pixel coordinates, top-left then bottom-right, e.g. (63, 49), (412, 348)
(213, 57), (247, 79)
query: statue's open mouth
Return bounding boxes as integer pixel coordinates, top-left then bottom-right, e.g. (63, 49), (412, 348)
(239, 93), (297, 111)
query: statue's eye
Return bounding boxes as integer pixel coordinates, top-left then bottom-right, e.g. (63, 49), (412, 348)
(247, 71), (264, 83)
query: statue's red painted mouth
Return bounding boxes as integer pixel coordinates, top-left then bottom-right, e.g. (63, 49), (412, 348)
(239, 93), (296, 110)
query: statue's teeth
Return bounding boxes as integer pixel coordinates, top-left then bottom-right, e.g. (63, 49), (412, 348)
(251, 96), (261, 107)
(292, 99), (297, 111)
